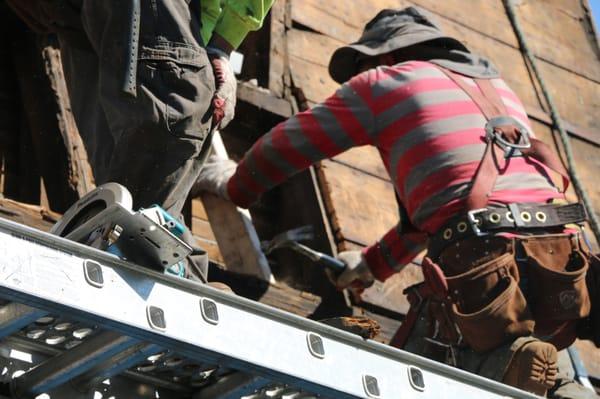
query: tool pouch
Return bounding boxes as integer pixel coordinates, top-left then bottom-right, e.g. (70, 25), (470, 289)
(578, 253), (600, 347)
(446, 253), (534, 352)
(521, 235), (590, 322)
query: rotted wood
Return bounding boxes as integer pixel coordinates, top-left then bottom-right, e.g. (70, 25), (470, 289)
(40, 42), (95, 198)
(0, 198), (59, 232)
(4, 8), (94, 211)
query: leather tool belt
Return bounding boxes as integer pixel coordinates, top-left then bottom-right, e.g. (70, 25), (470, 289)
(428, 202), (587, 260)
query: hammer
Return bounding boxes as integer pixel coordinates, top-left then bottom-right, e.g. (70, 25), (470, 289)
(261, 226), (346, 274)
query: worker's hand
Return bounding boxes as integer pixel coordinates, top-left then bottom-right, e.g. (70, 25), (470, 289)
(331, 251), (375, 291)
(192, 155), (237, 199)
(207, 48), (236, 130)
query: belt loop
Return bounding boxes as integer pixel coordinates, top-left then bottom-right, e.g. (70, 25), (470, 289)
(508, 203), (525, 228)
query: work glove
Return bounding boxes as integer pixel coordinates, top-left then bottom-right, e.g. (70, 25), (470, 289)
(331, 250), (375, 291)
(207, 47), (236, 129)
(192, 155), (237, 199)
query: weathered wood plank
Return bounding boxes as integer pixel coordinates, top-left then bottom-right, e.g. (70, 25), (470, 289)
(332, 146), (389, 181)
(199, 132), (273, 281)
(0, 198), (59, 232)
(192, 235), (225, 265)
(268, 0), (288, 97)
(286, 27), (540, 115)
(513, 0), (600, 81)
(237, 81), (292, 118)
(41, 44), (95, 199)
(316, 159), (398, 247)
(537, 60), (600, 133)
(191, 217), (216, 242)
(291, 0), (600, 81)
(286, 26), (600, 143)
(191, 198), (209, 221)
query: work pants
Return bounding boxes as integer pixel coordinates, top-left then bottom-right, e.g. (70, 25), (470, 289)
(6, 0), (215, 281)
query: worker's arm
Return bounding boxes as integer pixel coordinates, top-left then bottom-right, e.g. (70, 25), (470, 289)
(201, 0), (275, 50)
(226, 72), (376, 207)
(361, 224), (428, 282)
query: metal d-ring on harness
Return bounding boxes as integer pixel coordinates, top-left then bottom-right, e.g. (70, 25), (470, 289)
(485, 116), (531, 158)
(437, 66), (572, 237)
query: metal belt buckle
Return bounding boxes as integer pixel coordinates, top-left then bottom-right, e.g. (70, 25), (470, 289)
(467, 208), (488, 236)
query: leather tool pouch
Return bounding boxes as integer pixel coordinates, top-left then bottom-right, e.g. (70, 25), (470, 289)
(521, 235), (590, 322)
(578, 252), (600, 347)
(446, 253), (534, 352)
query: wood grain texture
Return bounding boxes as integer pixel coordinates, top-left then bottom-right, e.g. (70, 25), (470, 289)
(201, 193), (272, 280)
(316, 159), (398, 247)
(286, 27), (540, 113)
(0, 198), (59, 232)
(332, 146), (389, 181)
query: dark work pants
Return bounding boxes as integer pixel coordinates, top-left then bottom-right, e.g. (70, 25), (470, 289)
(7, 0), (215, 281)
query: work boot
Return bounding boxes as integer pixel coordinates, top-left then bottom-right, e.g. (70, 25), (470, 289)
(502, 337), (558, 396)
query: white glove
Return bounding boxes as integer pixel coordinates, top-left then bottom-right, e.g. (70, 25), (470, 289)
(334, 251), (375, 290)
(192, 155), (237, 199)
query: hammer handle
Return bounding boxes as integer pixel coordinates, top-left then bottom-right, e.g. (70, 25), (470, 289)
(315, 253), (347, 274)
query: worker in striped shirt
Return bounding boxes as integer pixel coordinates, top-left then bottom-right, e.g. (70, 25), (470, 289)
(195, 7), (597, 398)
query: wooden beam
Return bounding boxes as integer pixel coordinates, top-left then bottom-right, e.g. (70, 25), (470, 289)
(199, 132), (274, 282)
(526, 105), (600, 147)
(41, 44), (95, 198)
(236, 81), (292, 118)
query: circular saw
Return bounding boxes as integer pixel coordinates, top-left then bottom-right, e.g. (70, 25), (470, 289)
(51, 183), (192, 271)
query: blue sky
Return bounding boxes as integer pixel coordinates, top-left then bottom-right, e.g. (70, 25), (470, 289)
(591, 0), (600, 32)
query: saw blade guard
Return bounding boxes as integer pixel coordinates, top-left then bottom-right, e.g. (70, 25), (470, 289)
(50, 182), (133, 236)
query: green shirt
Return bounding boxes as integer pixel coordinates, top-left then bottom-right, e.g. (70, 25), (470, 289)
(201, 0), (275, 49)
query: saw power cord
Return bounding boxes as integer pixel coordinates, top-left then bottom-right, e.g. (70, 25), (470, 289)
(504, 0), (600, 246)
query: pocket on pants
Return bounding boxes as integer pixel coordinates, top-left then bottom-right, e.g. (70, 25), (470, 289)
(522, 235), (590, 321)
(136, 40), (215, 140)
(447, 253), (534, 352)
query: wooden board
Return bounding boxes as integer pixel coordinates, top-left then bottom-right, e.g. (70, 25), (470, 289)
(290, 0), (600, 81)
(537, 60), (600, 133)
(316, 159), (398, 247)
(514, 0), (600, 82)
(332, 146), (389, 181)
(0, 198), (58, 232)
(286, 26), (541, 113)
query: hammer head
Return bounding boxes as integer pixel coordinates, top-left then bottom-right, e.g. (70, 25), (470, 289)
(261, 225), (314, 255)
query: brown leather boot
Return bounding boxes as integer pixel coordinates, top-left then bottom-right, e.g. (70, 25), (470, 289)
(502, 337), (558, 396)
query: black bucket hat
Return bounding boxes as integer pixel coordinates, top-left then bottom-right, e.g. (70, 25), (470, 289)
(328, 7), (469, 83)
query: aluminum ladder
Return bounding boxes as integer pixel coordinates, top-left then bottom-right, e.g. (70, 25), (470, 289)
(0, 217), (538, 399)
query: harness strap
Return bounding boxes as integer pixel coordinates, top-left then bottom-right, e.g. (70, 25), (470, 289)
(437, 67), (570, 210)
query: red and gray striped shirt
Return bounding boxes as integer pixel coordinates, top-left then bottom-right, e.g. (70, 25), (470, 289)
(226, 61), (563, 281)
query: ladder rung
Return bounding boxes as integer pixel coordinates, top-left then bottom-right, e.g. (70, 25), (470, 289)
(192, 373), (270, 399)
(0, 303), (47, 339)
(13, 331), (138, 397)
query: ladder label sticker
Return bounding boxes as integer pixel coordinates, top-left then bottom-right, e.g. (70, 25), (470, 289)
(146, 305), (167, 331)
(200, 298), (219, 325)
(306, 332), (325, 359)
